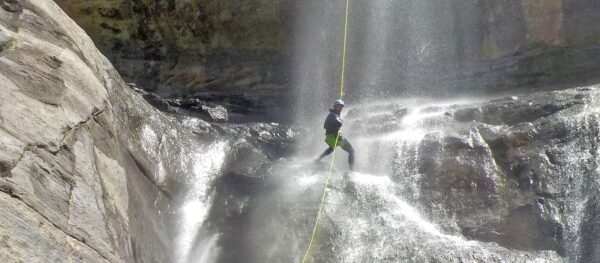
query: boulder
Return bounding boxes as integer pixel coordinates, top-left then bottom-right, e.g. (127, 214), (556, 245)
(405, 87), (600, 257)
(196, 104), (229, 123)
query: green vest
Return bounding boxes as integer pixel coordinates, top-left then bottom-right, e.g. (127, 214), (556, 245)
(325, 134), (345, 149)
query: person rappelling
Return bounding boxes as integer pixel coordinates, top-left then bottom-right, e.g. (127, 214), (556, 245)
(315, 99), (355, 171)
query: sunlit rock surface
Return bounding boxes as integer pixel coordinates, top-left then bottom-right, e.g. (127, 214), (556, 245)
(0, 1), (195, 261)
(0, 1), (294, 262)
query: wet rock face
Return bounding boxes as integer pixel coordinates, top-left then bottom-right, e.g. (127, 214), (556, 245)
(128, 83), (231, 122)
(580, 194), (600, 262)
(340, 87), (600, 261)
(219, 122), (298, 159)
(342, 0), (600, 98)
(407, 88), (600, 258)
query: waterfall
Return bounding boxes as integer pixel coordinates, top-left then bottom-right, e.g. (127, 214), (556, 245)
(220, 95), (568, 262)
(178, 1), (600, 262)
(175, 140), (229, 263)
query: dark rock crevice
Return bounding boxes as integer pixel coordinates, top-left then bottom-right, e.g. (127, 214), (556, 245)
(0, 0), (23, 15)
(8, 144), (64, 173)
(124, 148), (171, 199)
(59, 106), (108, 148)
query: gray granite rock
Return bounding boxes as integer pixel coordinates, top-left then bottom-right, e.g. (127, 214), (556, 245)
(0, 1), (230, 262)
(0, 2), (298, 262)
(388, 88), (600, 259)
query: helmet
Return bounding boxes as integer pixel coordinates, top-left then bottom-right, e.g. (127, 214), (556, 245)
(333, 99), (345, 106)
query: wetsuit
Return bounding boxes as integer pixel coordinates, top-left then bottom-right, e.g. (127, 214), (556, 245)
(317, 109), (355, 170)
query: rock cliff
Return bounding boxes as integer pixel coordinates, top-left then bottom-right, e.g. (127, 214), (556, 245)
(340, 87), (600, 262)
(54, 0), (600, 108)
(54, 0), (293, 120)
(3, 0), (600, 262)
(0, 1), (193, 261)
(0, 1), (295, 262)
(414, 88), (600, 260)
(215, 86), (600, 262)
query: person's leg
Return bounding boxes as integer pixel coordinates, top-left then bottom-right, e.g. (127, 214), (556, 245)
(316, 147), (334, 162)
(341, 138), (355, 170)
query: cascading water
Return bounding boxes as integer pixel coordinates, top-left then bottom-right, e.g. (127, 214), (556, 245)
(173, 137), (230, 263)
(276, 0), (596, 261)
(211, 94), (579, 262)
(179, 1), (600, 262)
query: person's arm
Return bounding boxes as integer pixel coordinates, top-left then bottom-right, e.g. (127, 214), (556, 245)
(334, 115), (343, 135)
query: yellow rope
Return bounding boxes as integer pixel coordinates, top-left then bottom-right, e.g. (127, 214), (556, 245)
(301, 0), (350, 262)
(300, 134), (341, 263)
(338, 0), (350, 99)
